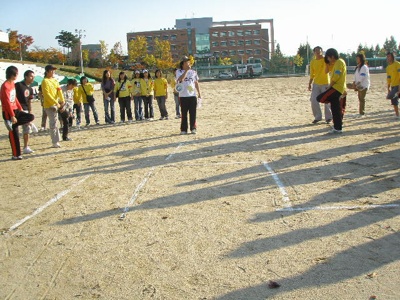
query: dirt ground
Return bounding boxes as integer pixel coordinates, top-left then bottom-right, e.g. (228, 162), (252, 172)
(0, 73), (399, 300)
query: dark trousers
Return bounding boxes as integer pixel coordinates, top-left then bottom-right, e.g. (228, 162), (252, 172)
(3, 110), (34, 157)
(156, 96), (168, 118)
(58, 110), (71, 140)
(73, 104), (81, 126)
(118, 96), (132, 121)
(317, 88), (343, 130)
(142, 95), (154, 119)
(180, 96), (197, 132)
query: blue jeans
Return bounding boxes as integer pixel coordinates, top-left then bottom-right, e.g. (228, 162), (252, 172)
(174, 92), (180, 116)
(104, 98), (115, 123)
(156, 96), (168, 118)
(84, 102), (99, 125)
(142, 95), (154, 119)
(133, 96), (143, 120)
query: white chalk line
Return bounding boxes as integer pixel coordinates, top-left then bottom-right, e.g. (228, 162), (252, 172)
(276, 204), (400, 212)
(119, 142), (187, 219)
(7, 175), (91, 232)
(262, 161), (293, 210)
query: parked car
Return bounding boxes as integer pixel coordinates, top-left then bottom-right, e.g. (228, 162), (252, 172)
(218, 72), (233, 79)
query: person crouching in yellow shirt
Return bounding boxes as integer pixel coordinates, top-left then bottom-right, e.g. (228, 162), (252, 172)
(154, 69), (169, 120)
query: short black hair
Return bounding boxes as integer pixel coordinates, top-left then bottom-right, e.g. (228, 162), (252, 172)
(67, 78), (77, 86)
(325, 48), (339, 60)
(80, 76), (87, 85)
(5, 66), (18, 80)
(313, 46), (322, 52)
(24, 70), (34, 78)
(387, 52), (395, 60)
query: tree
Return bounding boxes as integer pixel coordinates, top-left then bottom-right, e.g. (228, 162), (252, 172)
(82, 49), (89, 67)
(128, 36), (147, 64)
(108, 42), (124, 68)
(383, 36), (397, 52)
(55, 30), (79, 63)
(99, 40), (108, 67)
(0, 29), (33, 60)
(153, 38), (174, 71)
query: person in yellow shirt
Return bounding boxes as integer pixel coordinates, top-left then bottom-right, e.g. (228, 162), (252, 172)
(308, 46), (332, 124)
(316, 48), (346, 134)
(78, 76), (100, 126)
(41, 65), (65, 148)
(114, 71), (133, 123)
(132, 70), (143, 121)
(154, 69), (169, 120)
(140, 70), (154, 120)
(386, 52), (400, 118)
(72, 80), (82, 128)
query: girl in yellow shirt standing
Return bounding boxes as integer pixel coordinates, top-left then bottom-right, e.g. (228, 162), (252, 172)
(114, 71), (133, 123)
(140, 70), (154, 120)
(154, 69), (169, 120)
(78, 76), (100, 126)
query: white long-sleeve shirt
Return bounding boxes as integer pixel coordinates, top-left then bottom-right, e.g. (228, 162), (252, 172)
(354, 65), (370, 90)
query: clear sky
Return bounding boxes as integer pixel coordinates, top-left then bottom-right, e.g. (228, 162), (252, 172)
(1, 0), (398, 57)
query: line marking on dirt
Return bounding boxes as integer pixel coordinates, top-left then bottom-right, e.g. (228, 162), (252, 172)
(119, 142), (187, 220)
(276, 204), (400, 212)
(7, 175), (91, 232)
(262, 161), (293, 210)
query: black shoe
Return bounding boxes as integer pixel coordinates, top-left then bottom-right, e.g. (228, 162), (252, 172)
(63, 137), (72, 141)
(312, 119), (321, 124)
(326, 119), (332, 124)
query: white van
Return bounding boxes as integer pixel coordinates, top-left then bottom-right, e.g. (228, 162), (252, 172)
(247, 63), (263, 77)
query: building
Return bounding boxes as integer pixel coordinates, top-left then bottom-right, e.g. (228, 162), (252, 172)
(126, 17), (274, 65)
(126, 28), (195, 62)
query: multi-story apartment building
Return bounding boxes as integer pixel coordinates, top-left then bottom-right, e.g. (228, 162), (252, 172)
(126, 17), (274, 65)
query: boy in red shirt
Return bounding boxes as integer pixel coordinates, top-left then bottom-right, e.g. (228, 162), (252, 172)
(1, 66), (35, 160)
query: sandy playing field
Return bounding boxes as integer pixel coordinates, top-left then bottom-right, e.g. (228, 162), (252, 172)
(0, 73), (399, 300)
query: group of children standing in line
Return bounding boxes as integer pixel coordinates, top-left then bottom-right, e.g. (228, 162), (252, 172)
(1, 56), (202, 159)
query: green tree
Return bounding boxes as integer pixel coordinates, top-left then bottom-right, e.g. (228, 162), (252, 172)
(383, 36), (397, 52)
(153, 38), (174, 70)
(99, 40), (108, 67)
(128, 36), (147, 64)
(82, 49), (89, 67)
(55, 30), (79, 63)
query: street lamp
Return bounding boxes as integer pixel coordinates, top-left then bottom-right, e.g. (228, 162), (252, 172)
(75, 29), (86, 76)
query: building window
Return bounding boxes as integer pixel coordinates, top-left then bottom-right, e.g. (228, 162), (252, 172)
(238, 40), (244, 46)
(220, 31), (227, 37)
(146, 36), (153, 42)
(222, 51), (228, 56)
(246, 49), (253, 55)
(129, 37), (136, 42)
(212, 41), (219, 47)
(238, 50), (244, 55)
(254, 39), (261, 45)
(245, 30), (252, 36)
(147, 46), (153, 51)
(245, 40), (252, 45)
(163, 35), (169, 40)
(229, 50), (236, 55)
(220, 41), (227, 47)
(255, 49), (261, 54)
(171, 45), (176, 50)
(253, 30), (260, 35)
(212, 31), (218, 37)
(228, 31), (235, 37)
(171, 34), (177, 41)
(229, 40), (236, 46)
(187, 22), (191, 26)
(237, 30), (243, 36)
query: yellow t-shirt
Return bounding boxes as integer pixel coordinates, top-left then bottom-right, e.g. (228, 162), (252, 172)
(154, 78), (168, 97)
(331, 58), (347, 94)
(386, 61), (400, 87)
(42, 77), (65, 108)
(114, 80), (133, 98)
(73, 87), (81, 104)
(310, 58), (329, 85)
(139, 78), (154, 96)
(78, 83), (94, 104)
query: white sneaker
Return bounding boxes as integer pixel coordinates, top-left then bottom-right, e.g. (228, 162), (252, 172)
(180, 131), (187, 135)
(52, 143), (61, 148)
(23, 147), (34, 154)
(328, 128), (342, 134)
